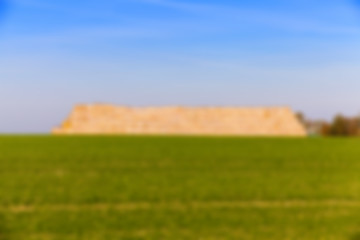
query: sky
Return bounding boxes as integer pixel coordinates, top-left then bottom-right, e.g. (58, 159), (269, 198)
(1, 0), (360, 133)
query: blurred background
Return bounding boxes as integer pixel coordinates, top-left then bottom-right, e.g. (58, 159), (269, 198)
(1, 0), (360, 133)
(3, 2), (360, 240)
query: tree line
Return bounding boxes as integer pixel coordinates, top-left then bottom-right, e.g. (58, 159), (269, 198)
(297, 113), (360, 136)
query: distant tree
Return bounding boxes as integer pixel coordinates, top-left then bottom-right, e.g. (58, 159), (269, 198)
(320, 122), (331, 136)
(346, 117), (360, 136)
(295, 112), (306, 124)
(329, 115), (360, 136)
(330, 115), (348, 136)
(294, 112), (360, 137)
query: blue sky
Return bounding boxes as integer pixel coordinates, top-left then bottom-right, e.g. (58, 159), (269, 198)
(1, 0), (360, 132)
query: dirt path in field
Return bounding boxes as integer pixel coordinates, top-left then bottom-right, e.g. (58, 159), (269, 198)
(2, 200), (360, 213)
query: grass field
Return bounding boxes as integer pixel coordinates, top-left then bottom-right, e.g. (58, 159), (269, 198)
(1, 136), (360, 240)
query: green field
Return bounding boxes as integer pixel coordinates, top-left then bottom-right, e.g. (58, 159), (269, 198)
(1, 136), (360, 240)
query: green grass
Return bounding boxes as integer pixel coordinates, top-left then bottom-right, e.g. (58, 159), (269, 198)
(0, 136), (360, 239)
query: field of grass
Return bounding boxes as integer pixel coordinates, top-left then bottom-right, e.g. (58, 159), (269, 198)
(1, 136), (360, 239)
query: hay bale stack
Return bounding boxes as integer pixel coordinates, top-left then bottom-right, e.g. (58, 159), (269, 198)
(53, 105), (307, 136)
